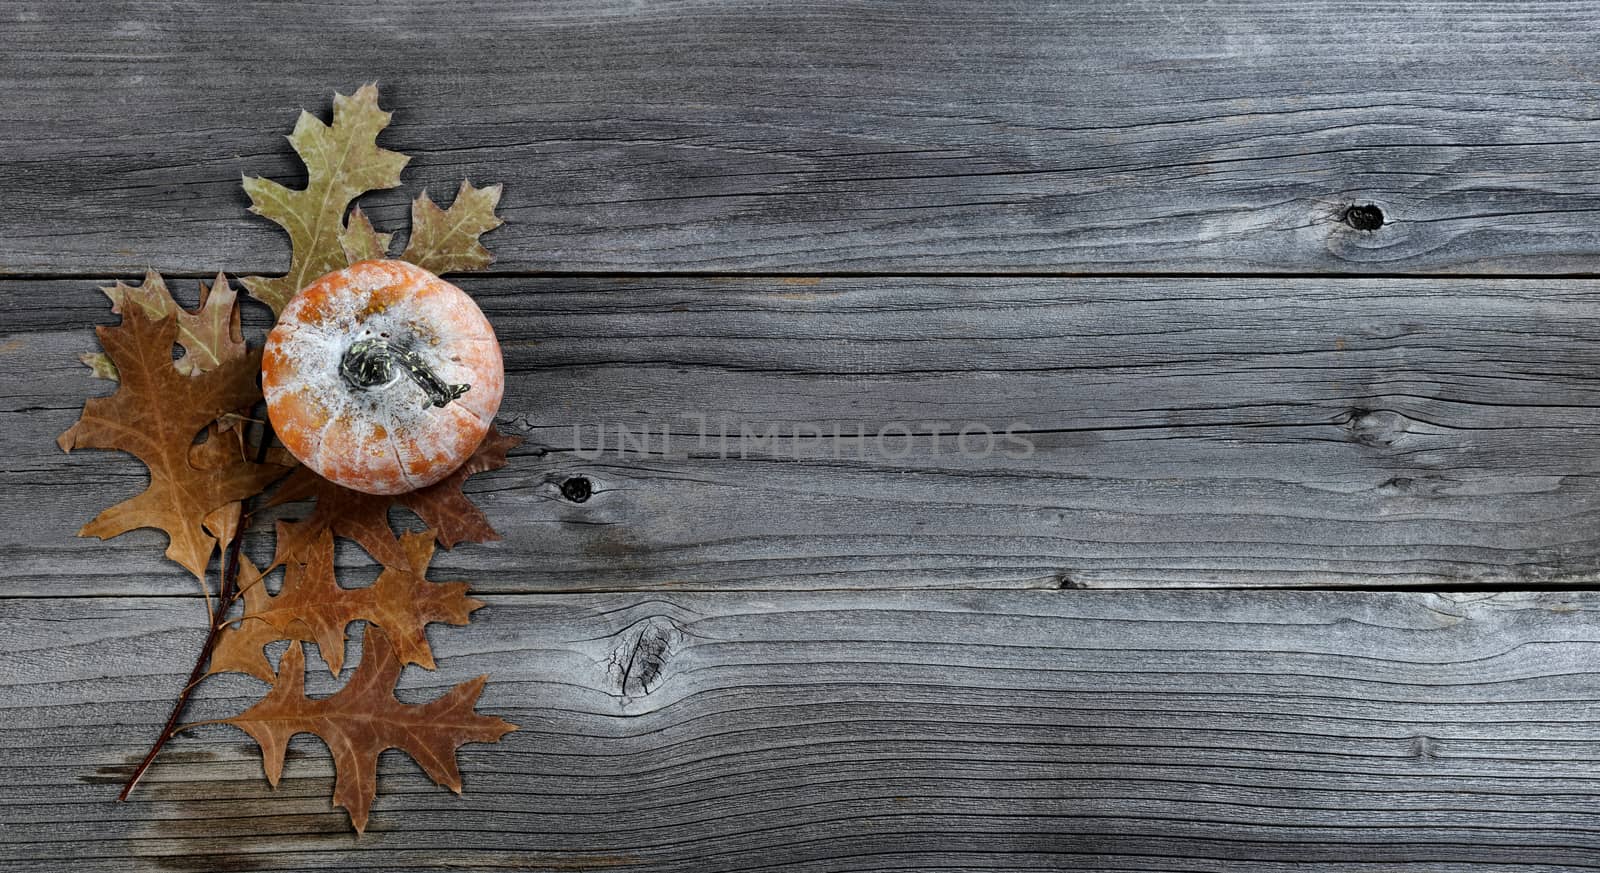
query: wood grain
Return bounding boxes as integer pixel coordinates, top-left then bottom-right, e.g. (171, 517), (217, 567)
(5, 1), (1600, 275)
(3, 589), (1600, 872)
(9, 4), (1600, 868)
(9, 275), (1600, 596)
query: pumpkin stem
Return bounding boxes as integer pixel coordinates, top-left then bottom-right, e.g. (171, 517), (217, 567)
(340, 338), (471, 408)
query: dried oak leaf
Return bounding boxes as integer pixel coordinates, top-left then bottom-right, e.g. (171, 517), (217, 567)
(81, 272), (245, 380)
(401, 180), (504, 274)
(269, 426), (521, 568)
(211, 555), (312, 682)
(241, 84), (409, 315)
(227, 625), (516, 833)
(339, 205), (393, 264)
(81, 275), (265, 581)
(78, 350), (119, 380)
(58, 309), (290, 579)
(216, 528), (480, 677)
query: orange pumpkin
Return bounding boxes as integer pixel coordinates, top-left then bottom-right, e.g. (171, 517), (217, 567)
(263, 259), (504, 495)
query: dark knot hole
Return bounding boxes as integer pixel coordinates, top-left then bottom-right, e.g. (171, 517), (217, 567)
(1343, 203), (1385, 231)
(561, 476), (593, 503)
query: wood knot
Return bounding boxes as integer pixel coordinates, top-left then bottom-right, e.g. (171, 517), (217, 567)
(561, 476), (592, 503)
(1376, 476), (1414, 495)
(1408, 734), (1439, 760)
(1342, 203), (1385, 231)
(607, 617), (683, 700)
(1343, 408), (1409, 448)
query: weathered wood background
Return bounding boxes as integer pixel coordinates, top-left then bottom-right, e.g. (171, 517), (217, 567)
(5, 1), (1600, 870)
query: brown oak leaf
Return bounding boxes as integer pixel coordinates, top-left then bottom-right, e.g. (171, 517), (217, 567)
(401, 180), (504, 274)
(269, 426), (521, 567)
(216, 528), (480, 677)
(210, 555), (316, 682)
(58, 309), (290, 579)
(227, 625), (516, 833)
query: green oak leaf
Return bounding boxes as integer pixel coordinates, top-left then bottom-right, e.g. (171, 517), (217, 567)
(339, 205), (393, 264)
(240, 84), (409, 314)
(87, 271), (244, 380)
(401, 180), (504, 274)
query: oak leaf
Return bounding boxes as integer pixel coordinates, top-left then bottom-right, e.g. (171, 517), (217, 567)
(78, 350), (119, 380)
(339, 205), (393, 264)
(401, 180), (504, 274)
(58, 309), (290, 578)
(216, 528), (480, 678)
(270, 427), (522, 567)
(227, 625), (516, 833)
(192, 418), (269, 578)
(82, 272), (245, 380)
(241, 84), (409, 315)
(210, 555), (312, 682)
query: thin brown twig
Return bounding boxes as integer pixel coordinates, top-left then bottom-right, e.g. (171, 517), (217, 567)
(119, 411), (276, 802)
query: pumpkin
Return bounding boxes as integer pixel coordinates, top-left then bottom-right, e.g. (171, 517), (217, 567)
(262, 259), (505, 495)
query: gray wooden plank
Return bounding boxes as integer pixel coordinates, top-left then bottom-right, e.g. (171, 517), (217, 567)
(4, 1), (1600, 275)
(3, 589), (1600, 871)
(10, 275), (1600, 595)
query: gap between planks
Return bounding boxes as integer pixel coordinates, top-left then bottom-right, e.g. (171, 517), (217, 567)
(9, 270), (1600, 282)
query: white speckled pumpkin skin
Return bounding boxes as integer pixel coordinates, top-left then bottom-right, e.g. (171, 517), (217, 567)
(263, 260), (504, 495)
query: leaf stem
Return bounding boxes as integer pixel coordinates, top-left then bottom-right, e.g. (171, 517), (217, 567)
(119, 412), (275, 802)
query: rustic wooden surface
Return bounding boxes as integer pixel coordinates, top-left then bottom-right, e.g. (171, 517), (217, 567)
(5, 0), (1600, 870)
(5, 1), (1600, 275)
(11, 276), (1600, 596)
(8, 591), (1600, 872)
